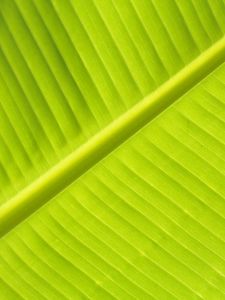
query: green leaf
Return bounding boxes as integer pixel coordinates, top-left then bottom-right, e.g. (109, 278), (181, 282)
(1, 0), (225, 299)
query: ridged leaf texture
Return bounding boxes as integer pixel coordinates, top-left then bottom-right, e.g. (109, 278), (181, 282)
(1, 0), (225, 299)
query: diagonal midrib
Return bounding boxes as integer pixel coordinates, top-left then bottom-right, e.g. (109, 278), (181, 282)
(1, 35), (225, 238)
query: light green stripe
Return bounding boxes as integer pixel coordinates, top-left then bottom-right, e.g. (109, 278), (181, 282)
(1, 35), (225, 237)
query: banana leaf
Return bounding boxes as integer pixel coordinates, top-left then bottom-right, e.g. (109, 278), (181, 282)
(0, 0), (225, 299)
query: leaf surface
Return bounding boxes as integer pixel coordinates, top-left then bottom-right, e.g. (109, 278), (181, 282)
(1, 0), (225, 299)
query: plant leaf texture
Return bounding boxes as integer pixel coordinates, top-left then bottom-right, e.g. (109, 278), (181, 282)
(0, 0), (225, 299)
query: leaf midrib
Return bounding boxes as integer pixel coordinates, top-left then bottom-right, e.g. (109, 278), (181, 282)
(1, 35), (225, 238)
